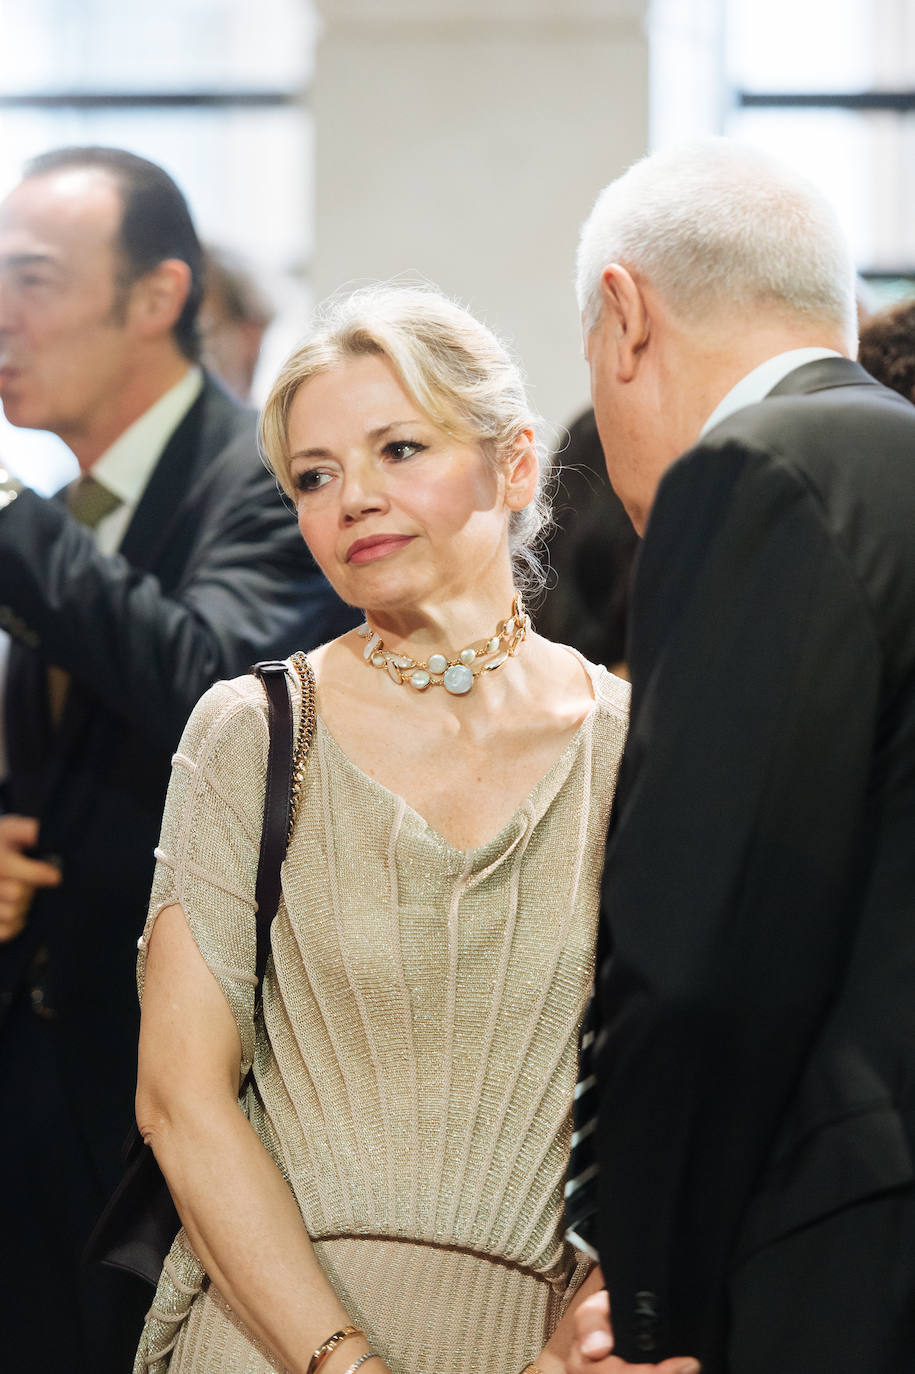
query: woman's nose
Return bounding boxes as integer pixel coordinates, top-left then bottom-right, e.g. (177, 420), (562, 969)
(340, 461), (388, 520)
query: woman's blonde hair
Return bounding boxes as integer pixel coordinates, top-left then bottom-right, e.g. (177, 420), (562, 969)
(261, 283), (552, 591)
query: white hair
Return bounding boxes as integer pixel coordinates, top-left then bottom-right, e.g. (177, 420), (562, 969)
(577, 138), (857, 344)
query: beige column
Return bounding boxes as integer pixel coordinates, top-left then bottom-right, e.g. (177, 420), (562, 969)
(313, 0), (650, 433)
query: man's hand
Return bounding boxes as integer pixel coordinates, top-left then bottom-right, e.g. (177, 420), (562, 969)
(567, 1289), (700, 1374)
(0, 814), (61, 941)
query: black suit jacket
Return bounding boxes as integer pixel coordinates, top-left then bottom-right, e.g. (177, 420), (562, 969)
(0, 375), (357, 1190)
(592, 359), (915, 1368)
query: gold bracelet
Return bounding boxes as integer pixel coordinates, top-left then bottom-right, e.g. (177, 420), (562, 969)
(307, 1326), (363, 1374)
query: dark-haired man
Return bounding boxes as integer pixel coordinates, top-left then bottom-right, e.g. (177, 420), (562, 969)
(0, 148), (356, 1372)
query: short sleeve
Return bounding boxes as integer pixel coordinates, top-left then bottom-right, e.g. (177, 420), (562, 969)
(136, 673), (270, 1075)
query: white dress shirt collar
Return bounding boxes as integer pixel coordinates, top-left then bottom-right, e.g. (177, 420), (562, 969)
(92, 365), (204, 507)
(88, 365), (203, 554)
(699, 348), (843, 439)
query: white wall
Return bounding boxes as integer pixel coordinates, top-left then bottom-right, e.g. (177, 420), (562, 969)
(313, 0), (650, 434)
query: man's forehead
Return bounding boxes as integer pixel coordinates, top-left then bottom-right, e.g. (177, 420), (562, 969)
(0, 167), (121, 254)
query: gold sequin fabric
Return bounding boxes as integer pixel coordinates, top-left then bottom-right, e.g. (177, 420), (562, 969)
(133, 657), (629, 1374)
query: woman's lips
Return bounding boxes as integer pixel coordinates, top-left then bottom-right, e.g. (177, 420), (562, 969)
(346, 534), (415, 564)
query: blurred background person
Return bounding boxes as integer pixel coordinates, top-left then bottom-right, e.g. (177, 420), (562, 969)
(536, 408), (639, 678)
(858, 296), (915, 404)
(0, 145), (355, 1374)
(200, 242), (276, 403)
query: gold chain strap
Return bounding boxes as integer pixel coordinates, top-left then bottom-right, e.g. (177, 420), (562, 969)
(287, 651), (317, 842)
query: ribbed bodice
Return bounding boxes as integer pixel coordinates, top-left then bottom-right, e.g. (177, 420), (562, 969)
(135, 657), (629, 1372)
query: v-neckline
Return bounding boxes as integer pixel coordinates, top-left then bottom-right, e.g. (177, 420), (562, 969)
(316, 711), (595, 861)
(314, 657), (606, 860)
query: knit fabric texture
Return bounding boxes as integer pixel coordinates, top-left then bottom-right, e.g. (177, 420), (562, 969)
(133, 657), (629, 1373)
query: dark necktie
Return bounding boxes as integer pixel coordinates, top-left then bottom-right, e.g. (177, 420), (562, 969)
(564, 994), (600, 1258)
(47, 474), (122, 723)
(67, 472), (122, 528)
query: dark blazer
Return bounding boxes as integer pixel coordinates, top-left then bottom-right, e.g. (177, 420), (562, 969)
(592, 359), (915, 1372)
(0, 377), (356, 1265)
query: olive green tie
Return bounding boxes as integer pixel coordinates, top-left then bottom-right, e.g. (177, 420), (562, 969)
(48, 474), (122, 722)
(66, 472), (121, 529)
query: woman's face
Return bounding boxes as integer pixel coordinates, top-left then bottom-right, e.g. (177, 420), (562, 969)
(286, 353), (515, 613)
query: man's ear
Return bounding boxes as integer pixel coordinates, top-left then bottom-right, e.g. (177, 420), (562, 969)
(600, 263), (650, 382)
(504, 427), (539, 511)
(129, 258), (192, 341)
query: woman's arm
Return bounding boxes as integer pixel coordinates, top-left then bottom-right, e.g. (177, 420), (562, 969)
(137, 901), (388, 1374)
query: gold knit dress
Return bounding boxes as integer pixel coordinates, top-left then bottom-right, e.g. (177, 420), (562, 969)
(133, 656), (629, 1374)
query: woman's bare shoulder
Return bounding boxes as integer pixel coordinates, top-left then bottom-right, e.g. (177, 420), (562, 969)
(531, 634), (630, 721)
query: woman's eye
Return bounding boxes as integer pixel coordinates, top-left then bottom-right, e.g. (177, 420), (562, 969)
(293, 469), (332, 493)
(384, 440), (426, 461)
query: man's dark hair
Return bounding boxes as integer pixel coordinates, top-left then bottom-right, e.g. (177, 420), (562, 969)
(858, 297), (915, 405)
(23, 145), (204, 361)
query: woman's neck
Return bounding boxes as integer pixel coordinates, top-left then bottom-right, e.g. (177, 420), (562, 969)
(363, 588), (519, 662)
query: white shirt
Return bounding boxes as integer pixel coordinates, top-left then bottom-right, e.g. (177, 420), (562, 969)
(0, 366), (203, 782)
(699, 348), (843, 439)
(88, 365), (203, 553)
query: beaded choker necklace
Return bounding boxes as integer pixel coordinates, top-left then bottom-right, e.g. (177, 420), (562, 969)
(357, 592), (529, 695)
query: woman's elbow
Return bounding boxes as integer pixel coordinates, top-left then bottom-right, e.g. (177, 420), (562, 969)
(135, 1073), (181, 1151)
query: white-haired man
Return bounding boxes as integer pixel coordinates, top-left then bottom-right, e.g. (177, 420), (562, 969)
(566, 139), (915, 1374)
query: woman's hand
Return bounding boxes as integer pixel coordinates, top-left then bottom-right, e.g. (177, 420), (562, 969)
(566, 1287), (700, 1374)
(527, 1262), (607, 1374)
(0, 814), (61, 941)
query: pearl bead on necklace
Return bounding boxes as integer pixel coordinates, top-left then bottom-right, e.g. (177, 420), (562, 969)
(357, 592), (529, 695)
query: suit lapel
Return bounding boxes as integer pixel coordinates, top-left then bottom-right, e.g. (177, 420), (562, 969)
(119, 379), (212, 571)
(41, 379), (247, 792)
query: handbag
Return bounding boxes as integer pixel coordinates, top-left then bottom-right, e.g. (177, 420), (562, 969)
(84, 653), (316, 1286)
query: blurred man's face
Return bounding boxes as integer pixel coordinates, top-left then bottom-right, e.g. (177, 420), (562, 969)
(0, 168), (135, 447)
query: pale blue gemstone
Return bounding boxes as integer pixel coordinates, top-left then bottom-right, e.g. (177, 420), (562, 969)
(443, 663), (474, 695)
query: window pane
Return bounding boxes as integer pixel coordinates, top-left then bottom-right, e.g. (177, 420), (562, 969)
(0, 0), (314, 92)
(729, 0), (876, 92)
(0, 105), (312, 270)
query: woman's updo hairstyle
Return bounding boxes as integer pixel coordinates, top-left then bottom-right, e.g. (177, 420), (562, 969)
(261, 282), (552, 593)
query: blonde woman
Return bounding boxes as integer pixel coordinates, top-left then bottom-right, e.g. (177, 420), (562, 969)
(133, 285), (629, 1374)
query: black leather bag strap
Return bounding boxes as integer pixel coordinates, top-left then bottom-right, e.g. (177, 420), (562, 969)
(251, 661), (294, 988)
(85, 657), (314, 1286)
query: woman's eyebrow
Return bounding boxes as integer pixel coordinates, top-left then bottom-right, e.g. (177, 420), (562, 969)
(291, 420), (423, 461)
(290, 446), (332, 461)
(367, 420), (421, 440)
